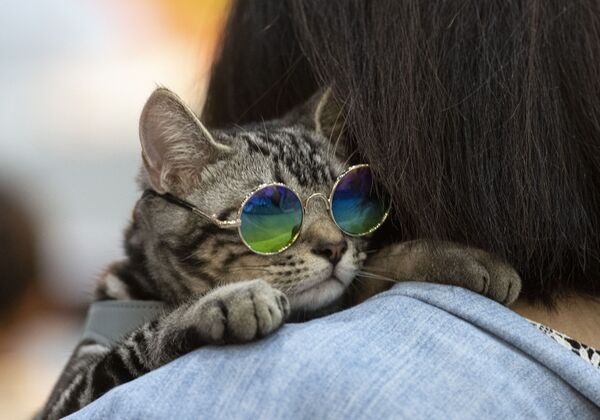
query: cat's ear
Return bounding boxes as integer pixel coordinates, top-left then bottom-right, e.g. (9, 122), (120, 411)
(139, 88), (231, 195)
(286, 88), (348, 157)
(311, 88), (346, 140)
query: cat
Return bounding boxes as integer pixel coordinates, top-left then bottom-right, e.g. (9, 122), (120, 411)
(41, 88), (521, 419)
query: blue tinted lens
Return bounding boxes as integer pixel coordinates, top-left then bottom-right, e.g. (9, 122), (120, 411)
(240, 185), (303, 254)
(331, 166), (388, 235)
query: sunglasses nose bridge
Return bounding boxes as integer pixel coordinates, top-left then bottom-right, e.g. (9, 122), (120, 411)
(304, 192), (330, 212)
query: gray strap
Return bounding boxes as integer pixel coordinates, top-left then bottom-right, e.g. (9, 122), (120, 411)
(81, 300), (167, 347)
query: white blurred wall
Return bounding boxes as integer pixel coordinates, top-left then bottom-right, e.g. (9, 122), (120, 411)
(0, 0), (208, 305)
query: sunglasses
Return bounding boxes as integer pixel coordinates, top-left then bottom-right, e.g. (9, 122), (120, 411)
(145, 164), (390, 255)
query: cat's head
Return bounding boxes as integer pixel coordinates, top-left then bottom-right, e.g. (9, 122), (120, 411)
(134, 87), (366, 311)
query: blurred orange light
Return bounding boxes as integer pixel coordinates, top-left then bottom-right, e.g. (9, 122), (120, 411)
(157, 0), (230, 49)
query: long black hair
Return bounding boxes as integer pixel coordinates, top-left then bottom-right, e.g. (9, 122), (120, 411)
(202, 0), (600, 305)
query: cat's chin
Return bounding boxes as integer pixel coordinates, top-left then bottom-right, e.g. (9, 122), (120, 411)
(288, 276), (347, 311)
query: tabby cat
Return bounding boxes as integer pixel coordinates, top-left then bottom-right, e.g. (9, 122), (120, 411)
(41, 88), (521, 419)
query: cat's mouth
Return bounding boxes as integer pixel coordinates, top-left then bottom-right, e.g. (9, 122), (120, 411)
(293, 275), (345, 295)
(287, 267), (352, 311)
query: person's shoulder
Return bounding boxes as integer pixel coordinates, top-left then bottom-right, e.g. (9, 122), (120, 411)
(67, 283), (600, 420)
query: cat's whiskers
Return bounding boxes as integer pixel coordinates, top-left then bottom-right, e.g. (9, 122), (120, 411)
(358, 265), (398, 274)
(272, 281), (298, 295)
(360, 248), (386, 254)
(356, 270), (399, 284)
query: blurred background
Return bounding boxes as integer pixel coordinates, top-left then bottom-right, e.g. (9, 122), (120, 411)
(0, 0), (229, 417)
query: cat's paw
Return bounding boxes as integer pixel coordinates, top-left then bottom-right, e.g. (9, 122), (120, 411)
(370, 240), (522, 306)
(447, 249), (522, 305)
(475, 255), (522, 305)
(191, 279), (290, 344)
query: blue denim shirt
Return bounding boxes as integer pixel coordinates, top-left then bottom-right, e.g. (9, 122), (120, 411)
(68, 282), (600, 419)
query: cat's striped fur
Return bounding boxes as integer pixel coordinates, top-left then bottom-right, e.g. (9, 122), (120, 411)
(41, 89), (369, 418)
(42, 88), (521, 419)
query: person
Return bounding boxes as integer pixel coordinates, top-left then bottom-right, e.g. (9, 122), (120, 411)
(67, 1), (600, 418)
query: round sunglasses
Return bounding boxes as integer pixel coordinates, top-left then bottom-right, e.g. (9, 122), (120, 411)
(146, 164), (390, 255)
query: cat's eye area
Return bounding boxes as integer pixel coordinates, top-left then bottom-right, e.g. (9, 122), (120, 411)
(329, 164), (390, 236)
(238, 184), (303, 255)
(145, 164), (389, 255)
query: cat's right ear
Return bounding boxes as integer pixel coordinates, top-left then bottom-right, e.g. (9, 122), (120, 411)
(284, 88), (349, 159)
(139, 88), (231, 195)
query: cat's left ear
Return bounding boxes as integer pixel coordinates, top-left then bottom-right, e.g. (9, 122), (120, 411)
(139, 88), (231, 195)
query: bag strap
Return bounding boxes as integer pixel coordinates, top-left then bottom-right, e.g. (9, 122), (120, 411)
(81, 300), (166, 347)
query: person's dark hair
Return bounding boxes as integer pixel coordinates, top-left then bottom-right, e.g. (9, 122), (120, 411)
(202, 0), (600, 305)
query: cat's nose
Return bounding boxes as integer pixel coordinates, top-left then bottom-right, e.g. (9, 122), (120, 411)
(311, 239), (348, 265)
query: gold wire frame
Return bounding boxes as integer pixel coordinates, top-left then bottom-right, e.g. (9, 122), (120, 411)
(158, 164), (390, 255)
(235, 182), (305, 256)
(327, 164), (391, 237)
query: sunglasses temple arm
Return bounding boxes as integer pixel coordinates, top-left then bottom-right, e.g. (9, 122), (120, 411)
(143, 190), (240, 228)
(209, 216), (241, 228)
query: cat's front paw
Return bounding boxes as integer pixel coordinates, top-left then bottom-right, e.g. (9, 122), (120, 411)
(476, 255), (522, 305)
(191, 279), (290, 344)
(446, 247), (522, 305)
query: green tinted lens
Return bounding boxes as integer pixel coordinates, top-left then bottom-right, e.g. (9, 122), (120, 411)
(331, 166), (389, 235)
(239, 185), (303, 254)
